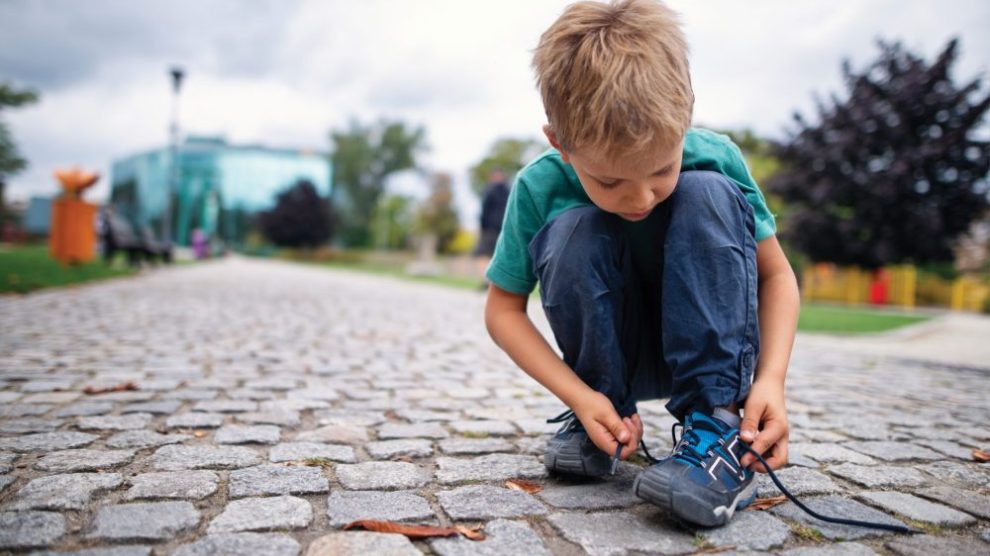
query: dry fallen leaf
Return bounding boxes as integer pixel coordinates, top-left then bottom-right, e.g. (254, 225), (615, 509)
(193, 430), (207, 438)
(505, 479), (543, 494)
(973, 448), (990, 463)
(745, 495), (787, 511)
(83, 382), (138, 395)
(455, 524), (486, 541)
(344, 520), (486, 541)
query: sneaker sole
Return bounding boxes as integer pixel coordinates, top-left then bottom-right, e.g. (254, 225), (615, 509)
(633, 470), (756, 527)
(545, 439), (610, 477)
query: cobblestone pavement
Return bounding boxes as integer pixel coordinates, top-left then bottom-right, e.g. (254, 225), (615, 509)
(1, 257), (988, 555)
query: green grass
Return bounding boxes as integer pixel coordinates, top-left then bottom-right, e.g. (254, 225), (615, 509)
(1, 244), (136, 294)
(301, 258), (484, 291)
(799, 303), (930, 334)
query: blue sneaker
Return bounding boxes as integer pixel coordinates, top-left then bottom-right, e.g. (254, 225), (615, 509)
(544, 410), (613, 477)
(633, 408), (755, 527)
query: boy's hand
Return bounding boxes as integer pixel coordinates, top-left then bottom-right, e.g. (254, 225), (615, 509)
(573, 391), (641, 459)
(739, 379), (789, 472)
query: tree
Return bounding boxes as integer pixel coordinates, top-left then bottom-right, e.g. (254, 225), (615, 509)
(469, 137), (546, 195)
(768, 39), (990, 269)
(330, 119), (427, 247)
(0, 83), (40, 226)
(415, 172), (460, 254)
(258, 179), (334, 248)
(371, 194), (414, 250)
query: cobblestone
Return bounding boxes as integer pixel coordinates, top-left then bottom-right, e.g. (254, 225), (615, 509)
(702, 510), (791, 551)
(0, 431), (98, 453)
(35, 449), (135, 472)
(915, 485), (990, 518)
(365, 439), (434, 459)
(174, 533), (300, 556)
(152, 445), (262, 470)
(88, 501), (200, 541)
(435, 454), (546, 484)
(106, 430), (190, 449)
(10, 473), (122, 510)
(430, 519), (550, 556)
(2, 258), (988, 554)
(76, 413), (153, 431)
(335, 461), (430, 490)
(857, 491), (976, 527)
(215, 424), (281, 444)
(208, 496), (312, 533)
(772, 495), (907, 540)
(438, 485), (547, 520)
(826, 462), (929, 488)
(549, 511), (695, 555)
(307, 531), (419, 556)
(0, 511), (65, 549)
(269, 441), (356, 463)
(229, 464), (329, 497)
(125, 471), (219, 500)
(326, 490), (435, 526)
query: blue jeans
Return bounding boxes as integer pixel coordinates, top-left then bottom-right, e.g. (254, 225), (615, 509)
(529, 171), (759, 420)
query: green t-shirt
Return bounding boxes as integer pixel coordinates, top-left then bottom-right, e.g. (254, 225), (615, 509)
(487, 127), (776, 294)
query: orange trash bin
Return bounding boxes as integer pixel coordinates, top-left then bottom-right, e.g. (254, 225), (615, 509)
(48, 167), (100, 265)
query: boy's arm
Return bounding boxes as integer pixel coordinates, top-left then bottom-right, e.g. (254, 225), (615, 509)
(740, 235), (800, 472)
(484, 285), (639, 458)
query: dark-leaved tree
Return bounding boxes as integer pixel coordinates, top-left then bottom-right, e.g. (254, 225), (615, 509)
(768, 39), (990, 268)
(258, 179), (334, 248)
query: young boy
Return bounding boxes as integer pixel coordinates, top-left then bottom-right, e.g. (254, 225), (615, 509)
(484, 0), (800, 527)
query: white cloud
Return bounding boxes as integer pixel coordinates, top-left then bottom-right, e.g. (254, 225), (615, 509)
(4, 0), (988, 229)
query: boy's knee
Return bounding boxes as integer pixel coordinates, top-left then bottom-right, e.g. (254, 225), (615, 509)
(674, 171), (748, 212)
(530, 206), (623, 284)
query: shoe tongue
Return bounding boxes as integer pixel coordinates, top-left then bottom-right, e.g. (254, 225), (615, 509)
(712, 407), (741, 429)
(685, 409), (739, 455)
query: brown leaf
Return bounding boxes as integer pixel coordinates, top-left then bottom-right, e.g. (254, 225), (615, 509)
(83, 382), (138, 395)
(689, 546), (737, 556)
(745, 495), (787, 511)
(455, 524), (486, 541)
(343, 520), (461, 540)
(505, 479), (543, 494)
(973, 449), (990, 463)
(193, 430), (207, 438)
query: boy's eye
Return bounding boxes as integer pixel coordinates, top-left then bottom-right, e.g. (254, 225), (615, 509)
(598, 180), (620, 189)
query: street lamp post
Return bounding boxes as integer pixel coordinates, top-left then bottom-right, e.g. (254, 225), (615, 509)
(165, 66), (185, 245)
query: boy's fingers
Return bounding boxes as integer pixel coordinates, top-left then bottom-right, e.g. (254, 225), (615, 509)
(739, 413), (760, 443)
(744, 421), (787, 469)
(608, 418), (630, 444)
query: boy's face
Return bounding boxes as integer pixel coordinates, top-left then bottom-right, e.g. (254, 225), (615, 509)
(546, 127), (684, 222)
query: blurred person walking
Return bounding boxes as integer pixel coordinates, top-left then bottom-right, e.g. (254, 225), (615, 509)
(475, 169), (510, 289)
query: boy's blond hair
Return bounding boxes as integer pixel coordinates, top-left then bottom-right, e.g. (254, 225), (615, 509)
(533, 0), (693, 159)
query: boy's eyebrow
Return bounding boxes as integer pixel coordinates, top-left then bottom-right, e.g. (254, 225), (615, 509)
(589, 162), (676, 183)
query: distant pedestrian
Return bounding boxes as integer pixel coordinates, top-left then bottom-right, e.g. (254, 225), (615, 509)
(475, 169), (510, 288)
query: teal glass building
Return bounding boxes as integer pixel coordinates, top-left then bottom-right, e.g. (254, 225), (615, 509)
(109, 136), (332, 246)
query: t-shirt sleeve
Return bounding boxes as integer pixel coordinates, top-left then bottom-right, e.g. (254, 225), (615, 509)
(720, 142), (777, 242)
(486, 176), (542, 294)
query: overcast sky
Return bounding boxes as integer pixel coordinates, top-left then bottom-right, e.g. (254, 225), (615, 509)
(2, 0), (988, 228)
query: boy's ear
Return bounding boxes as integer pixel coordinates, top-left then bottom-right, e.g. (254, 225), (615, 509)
(543, 125), (571, 163)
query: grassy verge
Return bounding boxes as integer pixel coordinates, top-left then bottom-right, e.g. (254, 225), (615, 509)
(267, 249), (935, 334)
(303, 261), (481, 290)
(798, 303), (931, 334)
(1, 244), (137, 294)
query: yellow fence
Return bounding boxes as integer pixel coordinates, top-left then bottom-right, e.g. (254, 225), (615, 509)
(801, 263), (989, 312)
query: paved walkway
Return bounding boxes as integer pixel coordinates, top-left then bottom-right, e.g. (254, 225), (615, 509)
(0, 257), (987, 555)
